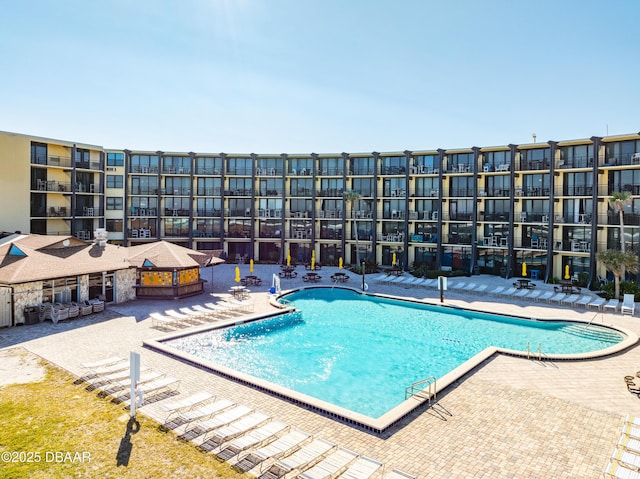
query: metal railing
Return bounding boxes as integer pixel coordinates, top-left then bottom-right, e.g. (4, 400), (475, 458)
(405, 376), (437, 404)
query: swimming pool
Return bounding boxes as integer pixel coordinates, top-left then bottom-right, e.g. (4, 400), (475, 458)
(158, 288), (628, 429)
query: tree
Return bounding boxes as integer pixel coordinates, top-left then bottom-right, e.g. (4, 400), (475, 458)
(596, 249), (639, 299)
(344, 190), (362, 266)
(609, 191), (633, 252)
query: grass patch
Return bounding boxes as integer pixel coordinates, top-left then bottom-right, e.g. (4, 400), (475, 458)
(0, 361), (250, 479)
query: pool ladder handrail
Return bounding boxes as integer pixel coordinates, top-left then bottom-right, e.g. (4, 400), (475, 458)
(526, 342), (544, 361)
(405, 376), (436, 404)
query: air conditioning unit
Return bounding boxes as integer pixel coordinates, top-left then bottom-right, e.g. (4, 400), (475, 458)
(106, 167), (116, 171)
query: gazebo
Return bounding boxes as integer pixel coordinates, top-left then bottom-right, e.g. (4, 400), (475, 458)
(127, 241), (224, 299)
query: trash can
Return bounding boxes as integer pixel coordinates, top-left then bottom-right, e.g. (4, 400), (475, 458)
(24, 306), (39, 325)
(269, 287), (276, 295)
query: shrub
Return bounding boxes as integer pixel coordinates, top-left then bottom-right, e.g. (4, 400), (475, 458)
(602, 280), (640, 300)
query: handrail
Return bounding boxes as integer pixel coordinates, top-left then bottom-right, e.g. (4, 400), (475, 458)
(405, 376), (436, 404)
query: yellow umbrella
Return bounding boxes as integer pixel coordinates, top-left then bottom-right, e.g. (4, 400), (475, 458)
(522, 262), (527, 277)
(392, 252), (396, 266)
(564, 265), (570, 280)
(339, 257), (343, 270)
(250, 259), (254, 273)
(311, 250), (315, 271)
(287, 250), (291, 266)
(235, 266), (241, 283)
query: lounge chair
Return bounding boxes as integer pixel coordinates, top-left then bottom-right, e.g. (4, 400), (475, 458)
(472, 284), (488, 294)
(118, 376), (181, 405)
(216, 420), (289, 461)
(237, 429), (311, 471)
(498, 287), (518, 297)
(382, 468), (417, 479)
(79, 301), (94, 316)
(179, 306), (203, 318)
(547, 293), (567, 303)
(165, 309), (192, 323)
(619, 433), (640, 453)
(603, 460), (640, 479)
(452, 282), (467, 290)
(99, 370), (165, 397)
(225, 297), (255, 312)
(513, 288), (532, 299)
(88, 298), (105, 312)
(204, 302), (235, 315)
(572, 295), (593, 308)
(185, 404), (253, 439)
(339, 456), (384, 479)
(263, 438), (335, 478)
(535, 291), (554, 302)
(422, 279), (437, 288)
(166, 397), (235, 428)
(560, 294), (580, 305)
(373, 274), (389, 283)
(150, 312), (178, 329)
(525, 290), (543, 301)
(297, 446), (359, 479)
(488, 286), (505, 295)
(160, 391), (215, 420)
(611, 445), (640, 471)
(461, 283), (477, 291)
(191, 304), (221, 319)
(81, 356), (125, 370)
(586, 297), (607, 310)
(85, 359), (129, 377)
(604, 300), (621, 313)
(66, 303), (80, 318)
(201, 412), (271, 447)
(622, 294), (636, 316)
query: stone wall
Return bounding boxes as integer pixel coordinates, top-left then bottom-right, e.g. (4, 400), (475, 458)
(13, 281), (43, 325)
(116, 268), (137, 303)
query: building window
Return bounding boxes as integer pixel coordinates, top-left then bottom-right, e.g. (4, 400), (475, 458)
(106, 175), (123, 188)
(107, 152), (124, 166)
(106, 219), (123, 232)
(106, 197), (123, 210)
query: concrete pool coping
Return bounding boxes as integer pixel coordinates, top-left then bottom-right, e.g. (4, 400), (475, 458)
(143, 285), (639, 434)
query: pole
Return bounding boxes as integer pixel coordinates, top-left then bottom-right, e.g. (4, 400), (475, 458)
(362, 261), (365, 292)
(129, 351), (140, 418)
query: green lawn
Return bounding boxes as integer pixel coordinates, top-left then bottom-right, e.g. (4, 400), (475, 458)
(0, 361), (250, 479)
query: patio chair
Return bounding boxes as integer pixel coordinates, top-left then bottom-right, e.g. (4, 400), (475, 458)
(216, 420), (289, 461)
(525, 290), (543, 301)
(572, 295), (593, 308)
(66, 303), (80, 318)
(513, 288), (532, 299)
(535, 291), (555, 302)
(297, 446), (359, 479)
(461, 283), (478, 291)
(603, 459), (640, 479)
(547, 293), (567, 303)
(586, 297), (607, 310)
(166, 398), (235, 428)
(263, 438), (335, 479)
(488, 286), (506, 295)
(165, 309), (191, 323)
(603, 300), (621, 313)
(338, 456), (384, 479)
(81, 356), (125, 370)
(80, 301), (94, 315)
(119, 375), (181, 405)
(150, 312), (178, 329)
(382, 468), (417, 479)
(88, 298), (105, 312)
(184, 404), (253, 440)
(204, 302), (235, 315)
(201, 412), (271, 448)
(160, 391), (215, 421)
(560, 294), (581, 306)
(622, 294), (636, 315)
(422, 278), (437, 288)
(452, 282), (468, 290)
(498, 287), (518, 297)
(237, 429), (311, 471)
(471, 284), (488, 294)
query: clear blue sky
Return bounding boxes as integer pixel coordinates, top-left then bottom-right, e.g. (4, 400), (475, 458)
(1, 0), (638, 154)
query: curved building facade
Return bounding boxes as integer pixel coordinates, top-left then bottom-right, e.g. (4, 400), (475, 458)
(2, 129), (640, 284)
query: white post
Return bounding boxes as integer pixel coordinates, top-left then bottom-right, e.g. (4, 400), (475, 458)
(438, 276), (447, 303)
(129, 351), (140, 418)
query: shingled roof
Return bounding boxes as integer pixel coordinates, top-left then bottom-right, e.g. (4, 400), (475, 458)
(0, 234), (131, 284)
(126, 241), (225, 269)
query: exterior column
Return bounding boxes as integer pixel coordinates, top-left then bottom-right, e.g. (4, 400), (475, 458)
(506, 144), (518, 278)
(187, 152), (196, 249)
(250, 153), (258, 259)
(219, 153), (227, 254)
(155, 151), (164, 241)
(546, 141), (557, 283)
(402, 150), (412, 270)
(470, 146), (480, 275)
(435, 149), (445, 269)
(123, 149), (131, 246)
(371, 151), (380, 266)
(339, 152), (348, 263)
(589, 136), (601, 288)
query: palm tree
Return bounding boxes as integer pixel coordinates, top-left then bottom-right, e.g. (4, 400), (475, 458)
(596, 249), (639, 299)
(609, 191), (633, 252)
(344, 190), (362, 266)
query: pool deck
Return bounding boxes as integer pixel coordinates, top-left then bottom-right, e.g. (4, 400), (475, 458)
(2, 264), (640, 478)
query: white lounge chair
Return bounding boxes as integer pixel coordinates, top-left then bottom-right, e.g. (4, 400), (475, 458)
(165, 398), (236, 427)
(166, 309), (193, 323)
(119, 376), (181, 405)
(339, 456), (384, 479)
(265, 438), (335, 478)
(499, 287), (518, 297)
(187, 404), (253, 438)
(547, 293), (567, 303)
(461, 283), (477, 291)
(204, 302), (235, 315)
(202, 412), (271, 447)
(297, 446), (359, 479)
(603, 460), (640, 479)
(160, 391), (215, 420)
(216, 421), (289, 460)
(472, 284), (488, 294)
(525, 290), (543, 301)
(586, 297), (607, 310)
(604, 300), (621, 313)
(572, 295), (593, 308)
(535, 291), (554, 302)
(452, 282), (467, 290)
(422, 279), (437, 288)
(150, 312), (178, 329)
(622, 294), (636, 316)
(513, 288), (531, 299)
(489, 286), (505, 295)
(81, 356), (125, 370)
(373, 274), (389, 283)
(382, 468), (417, 479)
(560, 294), (580, 305)
(179, 306), (203, 318)
(191, 304), (222, 319)
(237, 429), (311, 471)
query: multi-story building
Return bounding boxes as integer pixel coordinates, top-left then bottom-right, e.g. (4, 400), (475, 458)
(1, 130), (639, 285)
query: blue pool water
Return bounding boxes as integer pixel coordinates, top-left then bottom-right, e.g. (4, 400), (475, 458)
(165, 288), (623, 419)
